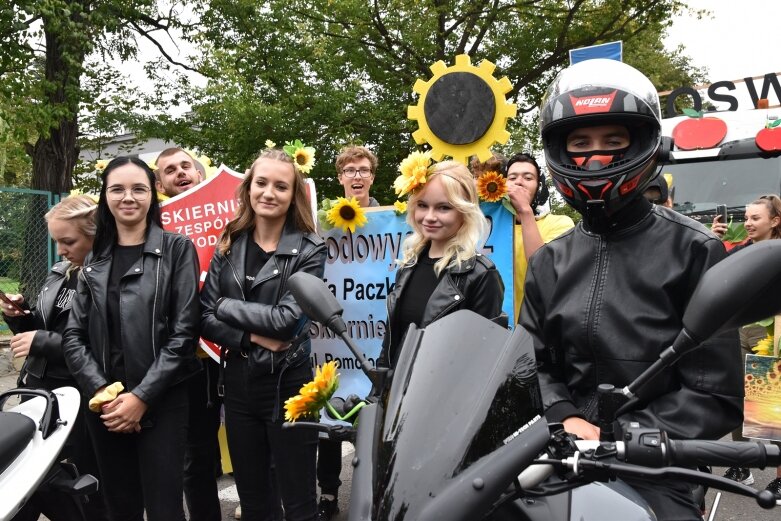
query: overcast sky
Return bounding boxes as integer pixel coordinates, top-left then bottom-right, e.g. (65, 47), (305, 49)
(667, 0), (781, 82)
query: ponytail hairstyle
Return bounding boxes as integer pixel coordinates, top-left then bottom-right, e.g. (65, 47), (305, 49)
(751, 194), (781, 240)
(217, 148), (315, 254)
(400, 160), (486, 275)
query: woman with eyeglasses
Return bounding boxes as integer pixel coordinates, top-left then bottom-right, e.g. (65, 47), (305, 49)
(63, 156), (201, 521)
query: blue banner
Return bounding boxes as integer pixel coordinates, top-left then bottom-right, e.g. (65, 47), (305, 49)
(310, 202), (514, 403)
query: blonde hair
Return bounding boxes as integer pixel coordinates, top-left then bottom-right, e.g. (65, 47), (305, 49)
(45, 195), (98, 274)
(217, 149), (315, 254)
(45, 195), (98, 237)
(400, 161), (486, 275)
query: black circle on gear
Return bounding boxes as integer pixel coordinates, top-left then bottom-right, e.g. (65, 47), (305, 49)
(423, 72), (496, 145)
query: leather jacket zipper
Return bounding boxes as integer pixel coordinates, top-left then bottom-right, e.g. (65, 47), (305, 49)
(83, 273), (109, 375)
(583, 238), (608, 417)
(151, 256), (161, 360)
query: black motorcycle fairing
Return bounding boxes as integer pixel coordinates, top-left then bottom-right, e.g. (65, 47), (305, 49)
(369, 311), (546, 520)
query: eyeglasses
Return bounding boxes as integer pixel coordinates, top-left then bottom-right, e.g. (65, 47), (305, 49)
(106, 186), (152, 201)
(341, 168), (373, 179)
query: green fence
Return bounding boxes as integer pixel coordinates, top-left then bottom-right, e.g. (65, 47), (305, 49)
(0, 188), (60, 334)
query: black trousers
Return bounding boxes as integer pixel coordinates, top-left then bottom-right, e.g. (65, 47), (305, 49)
(184, 358), (222, 521)
(224, 357), (318, 521)
(316, 439), (342, 496)
(85, 383), (189, 521)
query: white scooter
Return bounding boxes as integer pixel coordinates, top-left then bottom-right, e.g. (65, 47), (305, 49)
(0, 386), (98, 521)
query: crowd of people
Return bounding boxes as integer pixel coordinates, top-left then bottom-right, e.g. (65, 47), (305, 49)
(2, 58), (779, 521)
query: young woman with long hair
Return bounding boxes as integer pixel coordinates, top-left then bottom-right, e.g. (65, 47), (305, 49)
(200, 148), (326, 521)
(63, 156), (201, 521)
(378, 160), (506, 370)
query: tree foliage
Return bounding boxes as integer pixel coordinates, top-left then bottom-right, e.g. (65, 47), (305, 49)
(142, 0), (703, 204)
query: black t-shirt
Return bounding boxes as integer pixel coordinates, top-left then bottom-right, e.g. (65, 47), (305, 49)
(107, 243), (144, 385)
(245, 239), (274, 296)
(392, 250), (441, 367)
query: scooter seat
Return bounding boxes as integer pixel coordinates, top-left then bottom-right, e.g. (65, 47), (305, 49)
(0, 411), (35, 475)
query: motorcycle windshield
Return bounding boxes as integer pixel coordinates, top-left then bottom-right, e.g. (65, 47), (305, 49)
(373, 310), (545, 520)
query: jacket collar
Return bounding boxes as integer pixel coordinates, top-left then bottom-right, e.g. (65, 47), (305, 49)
(400, 247), (478, 275)
(94, 222), (166, 259)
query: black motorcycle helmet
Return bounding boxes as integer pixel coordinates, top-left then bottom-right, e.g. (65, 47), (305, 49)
(505, 152), (549, 213)
(539, 59), (667, 219)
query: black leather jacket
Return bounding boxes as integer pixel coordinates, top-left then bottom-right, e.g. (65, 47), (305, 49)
(63, 224), (201, 405)
(378, 252), (506, 369)
(5, 261), (76, 385)
(520, 199), (743, 440)
(200, 219), (326, 375)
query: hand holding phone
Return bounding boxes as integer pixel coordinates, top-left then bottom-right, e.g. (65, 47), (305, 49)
(716, 204), (728, 224)
(0, 290), (25, 314)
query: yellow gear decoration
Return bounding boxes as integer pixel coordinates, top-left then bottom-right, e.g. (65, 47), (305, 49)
(407, 54), (517, 164)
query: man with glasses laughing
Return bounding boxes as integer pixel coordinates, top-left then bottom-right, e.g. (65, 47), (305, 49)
(335, 145), (380, 208)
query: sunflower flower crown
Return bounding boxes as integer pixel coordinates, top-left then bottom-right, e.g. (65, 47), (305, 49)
(393, 150), (435, 197)
(282, 139), (316, 174)
(284, 361), (340, 422)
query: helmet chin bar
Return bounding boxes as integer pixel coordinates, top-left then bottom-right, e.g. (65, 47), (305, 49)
(584, 199), (610, 231)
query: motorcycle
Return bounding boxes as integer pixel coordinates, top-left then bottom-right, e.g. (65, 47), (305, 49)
(286, 239), (781, 521)
(0, 386), (98, 521)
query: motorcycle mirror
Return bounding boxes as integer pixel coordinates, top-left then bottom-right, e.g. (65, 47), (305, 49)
(626, 240), (781, 398)
(288, 272), (347, 335)
(683, 240), (781, 345)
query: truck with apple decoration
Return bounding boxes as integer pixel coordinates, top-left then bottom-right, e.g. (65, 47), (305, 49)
(660, 96), (781, 247)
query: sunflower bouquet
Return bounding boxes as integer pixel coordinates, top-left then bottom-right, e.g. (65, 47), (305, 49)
(284, 361), (341, 422)
(750, 317), (777, 356)
(476, 170), (516, 215)
(283, 139), (316, 174)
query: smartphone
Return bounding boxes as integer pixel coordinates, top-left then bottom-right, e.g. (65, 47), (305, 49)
(716, 204), (728, 223)
(0, 289), (24, 313)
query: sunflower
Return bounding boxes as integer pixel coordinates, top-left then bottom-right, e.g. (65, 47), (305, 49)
(476, 171), (508, 202)
(283, 139), (316, 174)
(95, 159), (109, 172)
(394, 151), (432, 197)
(326, 197), (367, 233)
(265, 139), (276, 148)
(752, 335), (775, 356)
(393, 200), (407, 214)
(284, 361), (340, 422)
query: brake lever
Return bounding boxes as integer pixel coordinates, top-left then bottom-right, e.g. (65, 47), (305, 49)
(550, 457), (778, 510)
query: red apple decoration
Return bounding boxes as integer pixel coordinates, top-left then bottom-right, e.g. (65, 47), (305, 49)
(672, 109), (727, 151)
(756, 120), (781, 152)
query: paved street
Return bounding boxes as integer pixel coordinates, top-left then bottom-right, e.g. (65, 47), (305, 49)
(1, 345), (778, 520)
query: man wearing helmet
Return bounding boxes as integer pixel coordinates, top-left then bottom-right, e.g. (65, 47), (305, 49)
(520, 59), (743, 520)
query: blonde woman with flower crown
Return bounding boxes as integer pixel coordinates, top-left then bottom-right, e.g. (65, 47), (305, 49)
(200, 148), (326, 521)
(377, 160), (506, 371)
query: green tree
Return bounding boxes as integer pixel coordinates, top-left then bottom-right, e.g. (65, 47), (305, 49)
(141, 0), (704, 204)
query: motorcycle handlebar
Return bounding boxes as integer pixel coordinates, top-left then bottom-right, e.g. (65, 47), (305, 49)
(621, 428), (781, 470)
(668, 439), (781, 469)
